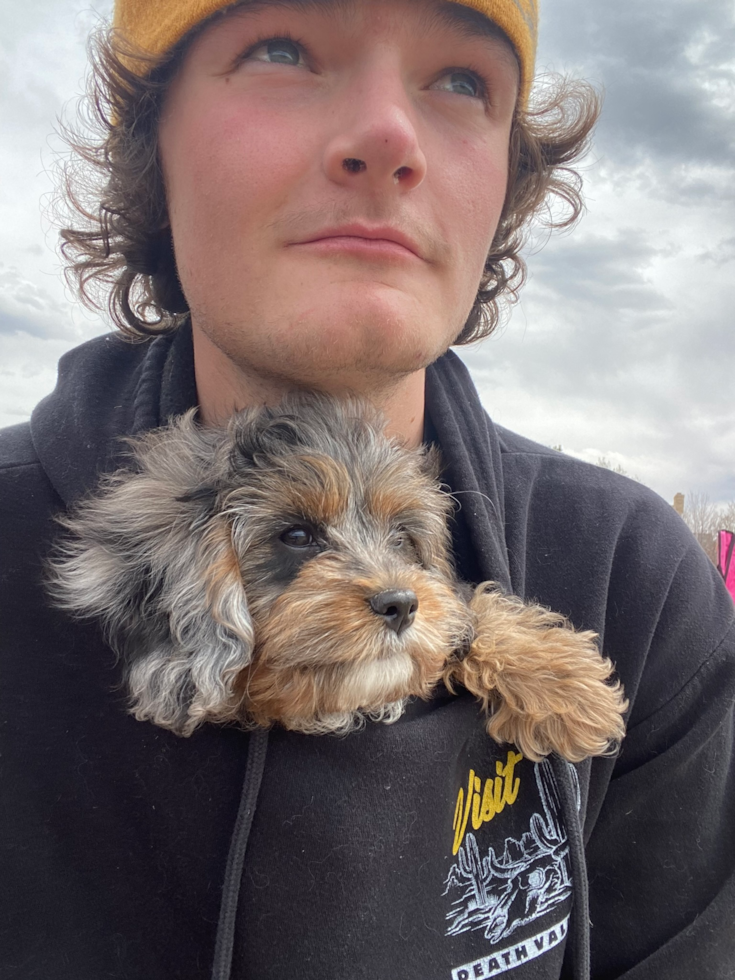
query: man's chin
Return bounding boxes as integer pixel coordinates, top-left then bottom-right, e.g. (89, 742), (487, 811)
(193, 306), (460, 397)
(245, 345), (437, 395)
(315, 315), (457, 378)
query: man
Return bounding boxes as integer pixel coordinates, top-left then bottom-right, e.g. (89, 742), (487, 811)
(1, 1), (733, 978)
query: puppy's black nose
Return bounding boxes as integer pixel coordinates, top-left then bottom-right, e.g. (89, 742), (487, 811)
(369, 590), (418, 635)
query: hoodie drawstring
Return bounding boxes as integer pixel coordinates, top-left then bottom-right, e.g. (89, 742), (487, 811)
(211, 728), (270, 980)
(550, 754), (591, 980)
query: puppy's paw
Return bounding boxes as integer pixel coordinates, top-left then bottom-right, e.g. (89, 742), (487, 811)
(445, 584), (628, 763)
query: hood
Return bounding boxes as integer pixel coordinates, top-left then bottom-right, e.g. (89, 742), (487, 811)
(30, 326), (197, 509)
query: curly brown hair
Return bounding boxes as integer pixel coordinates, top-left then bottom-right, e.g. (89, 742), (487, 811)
(60, 24), (601, 344)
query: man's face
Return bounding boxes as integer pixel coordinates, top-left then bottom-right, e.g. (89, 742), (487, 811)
(158, 0), (519, 394)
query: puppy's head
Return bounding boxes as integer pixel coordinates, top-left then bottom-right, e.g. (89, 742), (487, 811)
(49, 395), (471, 736)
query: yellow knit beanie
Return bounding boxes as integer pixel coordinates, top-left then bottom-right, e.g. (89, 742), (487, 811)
(113, 0), (538, 103)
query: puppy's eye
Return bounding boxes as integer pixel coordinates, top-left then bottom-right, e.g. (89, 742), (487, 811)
(390, 531), (408, 549)
(280, 526), (315, 549)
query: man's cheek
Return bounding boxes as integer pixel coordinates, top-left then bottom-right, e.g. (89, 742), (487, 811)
(173, 110), (297, 209)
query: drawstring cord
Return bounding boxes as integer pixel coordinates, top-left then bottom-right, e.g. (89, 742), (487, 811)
(211, 729), (270, 980)
(131, 335), (172, 435)
(550, 754), (591, 980)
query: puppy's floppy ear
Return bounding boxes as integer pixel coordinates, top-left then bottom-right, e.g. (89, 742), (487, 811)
(418, 443), (443, 482)
(48, 412), (253, 736)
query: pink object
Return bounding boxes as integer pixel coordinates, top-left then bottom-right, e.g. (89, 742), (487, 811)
(717, 530), (735, 601)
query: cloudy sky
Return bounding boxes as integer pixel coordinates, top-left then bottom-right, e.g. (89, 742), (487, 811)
(1, 0), (734, 506)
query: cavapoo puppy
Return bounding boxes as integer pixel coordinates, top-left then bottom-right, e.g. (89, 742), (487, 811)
(49, 394), (627, 762)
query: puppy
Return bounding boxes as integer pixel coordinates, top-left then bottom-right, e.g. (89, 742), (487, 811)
(49, 394), (626, 762)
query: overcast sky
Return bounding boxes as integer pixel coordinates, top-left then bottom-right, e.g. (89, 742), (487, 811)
(1, 0), (734, 506)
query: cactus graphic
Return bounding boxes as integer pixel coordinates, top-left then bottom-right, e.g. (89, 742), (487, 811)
(457, 832), (490, 908)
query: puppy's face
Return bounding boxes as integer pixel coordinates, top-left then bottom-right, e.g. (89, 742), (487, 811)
(223, 441), (471, 733)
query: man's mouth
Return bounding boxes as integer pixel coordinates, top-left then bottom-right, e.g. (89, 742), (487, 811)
(291, 223), (424, 261)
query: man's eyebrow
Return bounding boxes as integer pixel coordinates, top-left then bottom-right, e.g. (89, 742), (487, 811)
(427, 3), (512, 41)
(422, 1), (521, 59)
(226, 0), (352, 14)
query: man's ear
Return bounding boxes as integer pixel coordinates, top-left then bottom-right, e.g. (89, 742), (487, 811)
(48, 415), (253, 736)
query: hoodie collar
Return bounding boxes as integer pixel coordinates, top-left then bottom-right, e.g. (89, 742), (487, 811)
(426, 353), (510, 591)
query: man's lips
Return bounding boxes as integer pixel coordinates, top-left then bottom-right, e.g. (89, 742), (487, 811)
(290, 224), (424, 260)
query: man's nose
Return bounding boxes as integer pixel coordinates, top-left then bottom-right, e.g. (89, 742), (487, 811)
(322, 69), (428, 192)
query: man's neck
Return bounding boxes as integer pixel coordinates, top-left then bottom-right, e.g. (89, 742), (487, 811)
(192, 322), (426, 449)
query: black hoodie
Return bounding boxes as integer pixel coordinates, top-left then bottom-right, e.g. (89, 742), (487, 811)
(1, 326), (734, 980)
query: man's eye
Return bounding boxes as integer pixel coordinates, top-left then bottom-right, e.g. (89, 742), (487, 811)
(250, 38), (304, 67)
(280, 526), (315, 549)
(432, 70), (484, 99)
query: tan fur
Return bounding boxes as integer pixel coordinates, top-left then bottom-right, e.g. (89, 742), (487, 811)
(444, 586), (628, 762)
(267, 453), (351, 526)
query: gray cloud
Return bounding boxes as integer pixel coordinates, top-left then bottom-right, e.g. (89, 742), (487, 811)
(538, 0), (735, 180)
(529, 230), (672, 314)
(462, 199), (735, 503)
(699, 236), (735, 265)
(0, 265), (78, 340)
